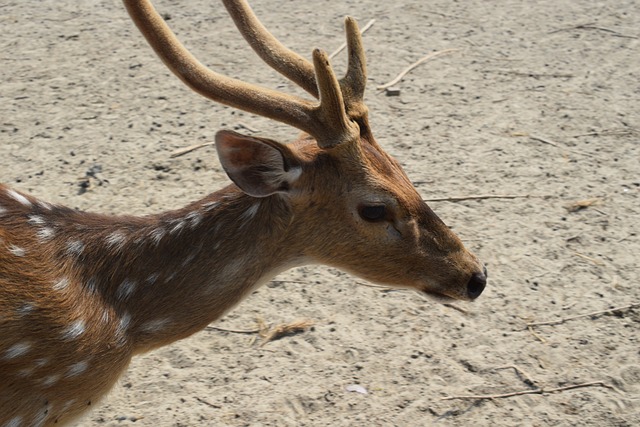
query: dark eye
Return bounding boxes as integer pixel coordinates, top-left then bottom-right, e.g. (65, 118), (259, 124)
(359, 205), (387, 222)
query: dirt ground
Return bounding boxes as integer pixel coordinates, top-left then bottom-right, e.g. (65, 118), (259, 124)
(1, 0), (639, 425)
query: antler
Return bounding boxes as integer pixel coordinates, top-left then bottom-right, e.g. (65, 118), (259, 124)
(221, 0), (317, 97)
(223, 1), (368, 122)
(123, 0), (366, 148)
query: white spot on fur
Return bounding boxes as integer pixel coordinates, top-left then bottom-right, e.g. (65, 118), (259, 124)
(186, 210), (203, 228)
(27, 215), (45, 225)
(38, 200), (53, 210)
(42, 374), (61, 387)
(139, 318), (170, 333)
(4, 416), (23, 427)
(240, 202), (260, 221)
(285, 166), (302, 182)
(163, 270), (178, 284)
(106, 231), (126, 250)
(6, 189), (31, 206)
(66, 360), (89, 377)
(146, 273), (160, 285)
(181, 251), (198, 268)
(66, 240), (85, 256)
(4, 341), (31, 359)
(116, 312), (132, 346)
(8, 245), (26, 257)
(60, 399), (76, 414)
(36, 227), (55, 242)
(34, 358), (49, 368)
(17, 367), (34, 377)
(219, 258), (245, 282)
(0, 204), (6, 216)
(202, 201), (220, 212)
(101, 308), (111, 324)
(16, 303), (34, 317)
(53, 277), (70, 291)
(169, 218), (187, 235)
(150, 227), (166, 246)
(116, 279), (137, 300)
(62, 320), (86, 340)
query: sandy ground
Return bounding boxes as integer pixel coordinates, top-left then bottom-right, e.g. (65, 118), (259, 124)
(1, 0), (639, 425)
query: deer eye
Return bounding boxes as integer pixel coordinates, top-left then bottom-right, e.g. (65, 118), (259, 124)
(359, 205), (387, 222)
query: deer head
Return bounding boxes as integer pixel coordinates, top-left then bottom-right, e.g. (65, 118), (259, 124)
(0, 1), (490, 425)
(125, 0), (487, 301)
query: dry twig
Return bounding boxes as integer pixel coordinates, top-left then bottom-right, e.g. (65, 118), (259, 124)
(571, 128), (639, 138)
(260, 319), (314, 346)
(549, 22), (638, 39)
(443, 303), (469, 314)
(565, 198), (603, 213)
(493, 365), (537, 387)
(194, 396), (221, 409)
(206, 325), (261, 334)
(268, 280), (307, 285)
(236, 122), (260, 133)
(170, 142), (215, 158)
(424, 194), (535, 202)
(527, 303), (640, 328)
(527, 134), (595, 157)
(441, 381), (614, 401)
(572, 251), (606, 266)
(329, 19), (376, 59)
(377, 49), (460, 91)
(527, 326), (547, 343)
(530, 135), (560, 148)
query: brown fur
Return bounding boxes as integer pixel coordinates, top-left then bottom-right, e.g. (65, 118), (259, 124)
(0, 1), (485, 424)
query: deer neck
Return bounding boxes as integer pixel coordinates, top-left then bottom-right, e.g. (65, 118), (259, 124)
(53, 186), (302, 353)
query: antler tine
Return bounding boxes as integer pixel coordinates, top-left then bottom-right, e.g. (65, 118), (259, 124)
(123, 0), (317, 137)
(221, 0), (318, 98)
(124, 0), (359, 149)
(341, 17), (367, 106)
(311, 49), (360, 148)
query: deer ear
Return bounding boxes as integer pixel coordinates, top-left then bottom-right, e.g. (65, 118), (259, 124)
(215, 130), (301, 197)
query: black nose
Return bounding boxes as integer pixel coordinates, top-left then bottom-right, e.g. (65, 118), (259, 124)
(467, 271), (487, 299)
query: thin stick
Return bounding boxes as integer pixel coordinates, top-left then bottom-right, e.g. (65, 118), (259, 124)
(530, 135), (560, 148)
(329, 19), (376, 59)
(269, 280), (307, 285)
(527, 303), (640, 328)
(528, 134), (595, 157)
(572, 251), (606, 266)
(424, 194), (535, 202)
(377, 49), (460, 90)
(206, 325), (261, 334)
(194, 396), (221, 409)
(170, 142), (215, 158)
(441, 381), (614, 401)
(503, 71), (574, 79)
(260, 319), (314, 346)
(549, 22), (638, 39)
(236, 122), (260, 133)
(527, 326), (547, 343)
(493, 365), (537, 387)
(443, 303), (469, 314)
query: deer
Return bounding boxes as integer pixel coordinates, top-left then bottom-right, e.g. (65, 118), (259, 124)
(0, 0), (487, 425)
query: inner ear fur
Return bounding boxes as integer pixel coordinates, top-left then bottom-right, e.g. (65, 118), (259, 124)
(215, 130), (301, 197)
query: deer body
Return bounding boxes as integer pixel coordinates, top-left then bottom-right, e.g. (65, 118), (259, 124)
(0, 182), (304, 425)
(1, 0), (487, 425)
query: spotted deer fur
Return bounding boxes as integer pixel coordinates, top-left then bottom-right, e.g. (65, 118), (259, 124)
(0, 0), (486, 425)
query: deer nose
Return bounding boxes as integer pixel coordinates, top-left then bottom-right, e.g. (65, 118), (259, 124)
(467, 269), (487, 300)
